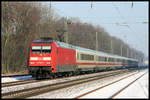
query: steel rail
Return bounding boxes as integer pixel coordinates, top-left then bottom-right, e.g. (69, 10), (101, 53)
(2, 79), (37, 87)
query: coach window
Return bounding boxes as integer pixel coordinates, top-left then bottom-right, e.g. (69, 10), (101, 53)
(96, 56), (98, 61)
(77, 53), (80, 60)
(109, 58), (112, 62)
(108, 58), (110, 62)
(119, 59), (121, 63)
(98, 56), (106, 62)
(81, 54), (94, 61)
(114, 58), (116, 62)
(112, 58), (114, 62)
(125, 60), (127, 64)
(128, 60), (131, 64)
(108, 58), (114, 62)
(116, 59), (118, 62)
(118, 59), (122, 62)
(123, 60), (126, 64)
(105, 57), (107, 62)
(102, 57), (105, 61)
(117, 59), (120, 62)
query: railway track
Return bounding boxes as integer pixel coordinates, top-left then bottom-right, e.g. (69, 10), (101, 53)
(2, 69), (134, 99)
(2, 70), (114, 87)
(2, 79), (37, 87)
(2, 74), (29, 78)
(75, 71), (147, 99)
(2, 69), (127, 87)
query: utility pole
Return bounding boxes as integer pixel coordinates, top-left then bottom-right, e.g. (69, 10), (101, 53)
(50, 1), (51, 9)
(110, 39), (113, 54)
(91, 1), (93, 8)
(120, 45), (123, 56)
(131, 2), (133, 8)
(64, 18), (68, 43)
(96, 32), (98, 51)
(127, 47), (128, 57)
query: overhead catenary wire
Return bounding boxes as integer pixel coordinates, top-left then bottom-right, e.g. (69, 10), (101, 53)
(48, 2), (70, 18)
(111, 2), (144, 36)
(50, 2), (148, 25)
(111, 2), (145, 54)
(50, 2), (147, 55)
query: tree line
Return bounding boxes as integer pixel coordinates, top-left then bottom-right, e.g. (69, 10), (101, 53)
(2, 2), (145, 73)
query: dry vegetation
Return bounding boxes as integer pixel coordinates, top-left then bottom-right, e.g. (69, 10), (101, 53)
(2, 2), (144, 74)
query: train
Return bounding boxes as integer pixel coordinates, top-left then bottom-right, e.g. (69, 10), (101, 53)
(27, 38), (138, 79)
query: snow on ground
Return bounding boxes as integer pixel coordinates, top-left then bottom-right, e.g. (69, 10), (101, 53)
(79, 69), (148, 99)
(1, 75), (32, 83)
(29, 70), (142, 99)
(2, 69), (148, 99)
(114, 70), (148, 98)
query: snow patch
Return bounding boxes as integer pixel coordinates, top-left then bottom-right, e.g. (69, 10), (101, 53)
(2, 75), (32, 83)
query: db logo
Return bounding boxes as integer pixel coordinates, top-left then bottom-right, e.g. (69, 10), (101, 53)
(38, 57), (43, 60)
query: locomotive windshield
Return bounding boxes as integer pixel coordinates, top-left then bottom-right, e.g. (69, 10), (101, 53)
(32, 46), (51, 53)
(42, 46), (51, 53)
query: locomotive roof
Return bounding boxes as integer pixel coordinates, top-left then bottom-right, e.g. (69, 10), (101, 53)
(32, 40), (53, 43)
(32, 40), (138, 62)
(55, 41), (138, 62)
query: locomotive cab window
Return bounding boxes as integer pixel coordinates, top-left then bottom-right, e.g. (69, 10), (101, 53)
(32, 46), (41, 53)
(31, 46), (51, 53)
(42, 46), (51, 53)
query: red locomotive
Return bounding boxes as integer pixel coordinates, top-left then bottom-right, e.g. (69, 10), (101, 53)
(27, 38), (138, 79)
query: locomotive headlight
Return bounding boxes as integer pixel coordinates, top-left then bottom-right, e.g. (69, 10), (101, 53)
(43, 57), (51, 60)
(30, 62), (35, 64)
(30, 57), (38, 60)
(47, 62), (51, 64)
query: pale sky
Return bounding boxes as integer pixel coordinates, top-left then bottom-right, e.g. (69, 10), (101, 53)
(44, 1), (149, 58)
